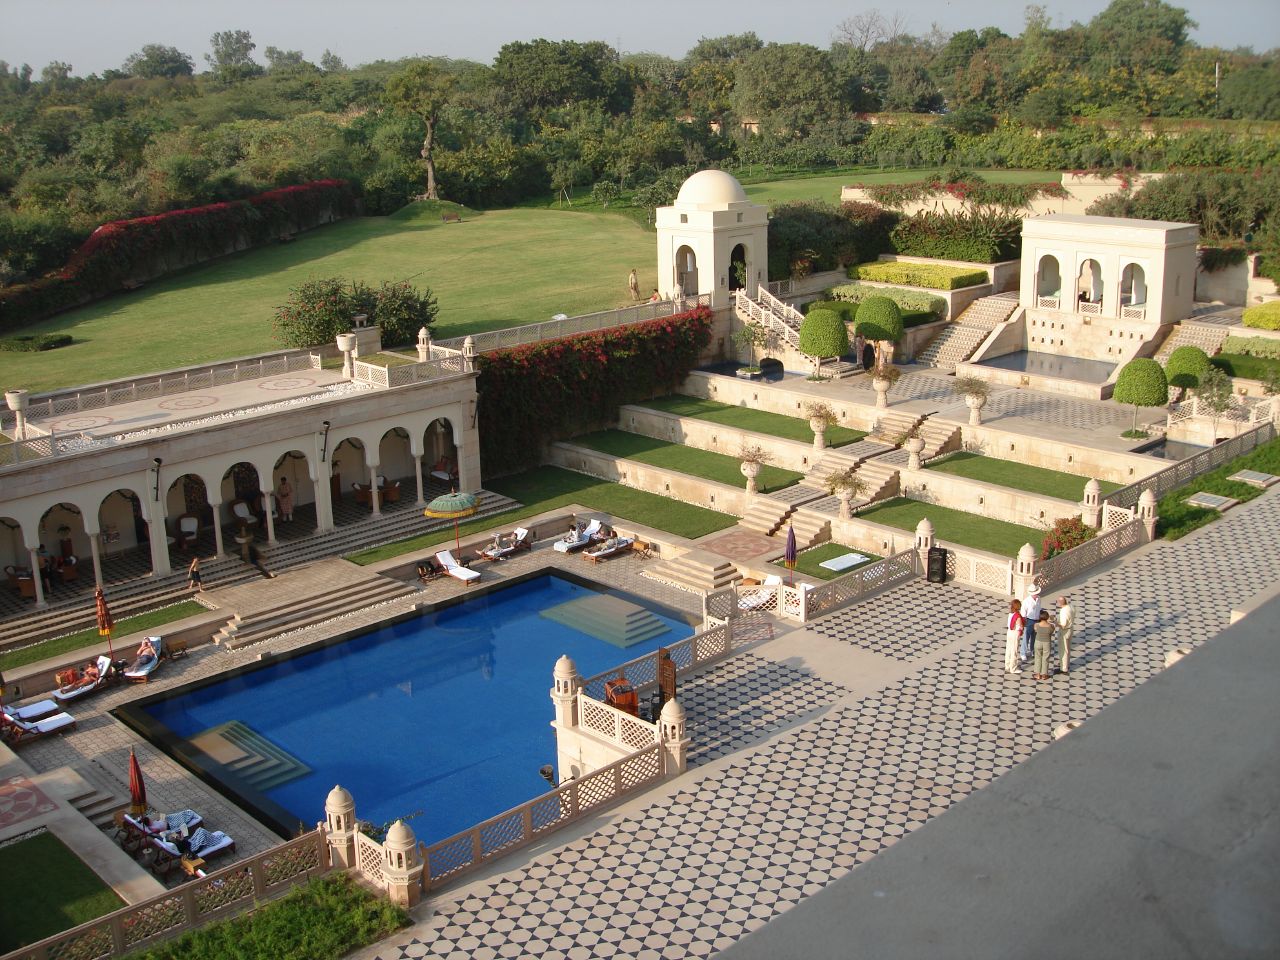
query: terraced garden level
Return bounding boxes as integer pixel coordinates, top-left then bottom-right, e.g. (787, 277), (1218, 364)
(856, 498), (1042, 558)
(636, 395), (867, 446)
(924, 452), (1123, 501)
(571, 430), (804, 493)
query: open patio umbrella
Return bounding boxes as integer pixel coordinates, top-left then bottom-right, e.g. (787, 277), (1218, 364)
(94, 585), (115, 665)
(127, 747), (147, 817)
(783, 525), (797, 586)
(424, 491), (478, 553)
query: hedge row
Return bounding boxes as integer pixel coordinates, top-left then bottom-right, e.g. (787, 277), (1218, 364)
(1242, 301), (1280, 330)
(1221, 335), (1280, 359)
(889, 210), (1023, 263)
(859, 177), (1068, 211)
(0, 333), (73, 353)
(803, 300), (937, 330)
(827, 283), (948, 319)
(476, 307), (714, 476)
(0, 179), (358, 335)
(848, 262), (989, 291)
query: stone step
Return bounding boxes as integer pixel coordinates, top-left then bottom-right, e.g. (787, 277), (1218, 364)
(738, 498), (793, 537)
(785, 513), (831, 551)
(219, 580), (418, 649)
(646, 549), (742, 594)
(540, 594), (672, 649)
(192, 720), (311, 792)
(64, 761), (130, 829)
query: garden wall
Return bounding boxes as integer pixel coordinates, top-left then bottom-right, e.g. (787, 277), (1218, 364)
(848, 277), (992, 322)
(960, 423), (1163, 485)
(616, 406), (819, 473)
(839, 173), (1163, 218)
(546, 442), (749, 516)
(680, 371), (879, 433)
(900, 467), (1081, 528)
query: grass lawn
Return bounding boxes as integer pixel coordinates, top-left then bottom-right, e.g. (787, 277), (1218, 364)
(1212, 353), (1280, 382)
(856, 497), (1041, 557)
(637, 394), (867, 446)
(572, 430), (803, 492)
(127, 873), (405, 960)
(925, 452), (1122, 501)
(346, 466), (737, 565)
(0, 600), (206, 671)
(0, 202), (658, 394)
(358, 352), (419, 368)
(0, 831), (123, 952)
(1157, 436), (1280, 540)
(771, 542), (882, 581)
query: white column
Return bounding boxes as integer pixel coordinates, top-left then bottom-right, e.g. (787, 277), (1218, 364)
(369, 462), (381, 517)
(146, 499), (171, 576)
(413, 455), (425, 506)
(262, 487), (277, 544)
(89, 534), (104, 588)
(28, 547), (48, 608)
(210, 500), (226, 557)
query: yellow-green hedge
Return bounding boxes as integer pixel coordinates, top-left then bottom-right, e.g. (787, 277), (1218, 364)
(848, 261), (989, 290)
(1242, 301), (1280, 331)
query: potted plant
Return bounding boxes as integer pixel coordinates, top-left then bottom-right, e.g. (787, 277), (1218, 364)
(804, 401), (837, 451)
(952, 375), (991, 426)
(871, 362), (900, 410)
(739, 443), (773, 497)
(826, 467), (869, 519)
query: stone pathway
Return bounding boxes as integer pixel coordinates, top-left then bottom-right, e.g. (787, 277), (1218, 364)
(361, 488), (1280, 960)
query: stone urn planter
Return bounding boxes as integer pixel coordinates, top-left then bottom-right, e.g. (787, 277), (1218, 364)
(740, 459), (762, 497)
(872, 377), (891, 410)
(836, 489), (852, 520)
(809, 416), (829, 451)
(904, 435), (925, 471)
(966, 393), (987, 426)
(5, 388), (29, 440)
(336, 333), (358, 379)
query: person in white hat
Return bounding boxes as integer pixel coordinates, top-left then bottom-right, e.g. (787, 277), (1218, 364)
(1020, 583), (1042, 664)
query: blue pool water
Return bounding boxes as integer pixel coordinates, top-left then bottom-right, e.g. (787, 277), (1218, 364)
(135, 574), (694, 843)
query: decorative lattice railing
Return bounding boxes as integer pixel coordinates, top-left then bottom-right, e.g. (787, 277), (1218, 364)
(732, 290), (800, 349)
(778, 549), (919, 622)
(580, 621), (738, 701)
(1105, 421), (1275, 509)
(420, 743), (664, 890)
(945, 548), (1015, 595)
(577, 691), (659, 751)
(1038, 517), (1145, 591)
(1, 830), (329, 960)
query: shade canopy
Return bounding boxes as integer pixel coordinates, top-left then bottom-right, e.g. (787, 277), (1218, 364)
(423, 492), (478, 520)
(128, 747), (147, 818)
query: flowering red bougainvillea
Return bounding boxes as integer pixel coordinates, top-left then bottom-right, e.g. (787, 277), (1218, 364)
(476, 307), (713, 475)
(1041, 516), (1096, 560)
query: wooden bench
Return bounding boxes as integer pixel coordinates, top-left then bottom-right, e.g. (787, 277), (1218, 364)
(441, 212), (462, 224)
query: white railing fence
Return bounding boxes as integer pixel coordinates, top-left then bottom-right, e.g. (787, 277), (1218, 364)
(581, 621), (737, 700)
(945, 548), (1015, 595)
(1106, 421), (1275, 509)
(577, 691), (660, 751)
(1038, 517), (1145, 590)
(780, 549), (919, 622)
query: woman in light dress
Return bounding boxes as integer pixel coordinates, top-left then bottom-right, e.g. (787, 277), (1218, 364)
(1004, 599), (1024, 674)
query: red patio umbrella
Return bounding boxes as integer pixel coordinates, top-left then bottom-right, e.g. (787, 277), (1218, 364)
(94, 585), (115, 665)
(127, 747), (147, 818)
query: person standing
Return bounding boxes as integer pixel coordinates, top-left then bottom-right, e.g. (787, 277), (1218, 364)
(628, 268), (639, 300)
(1056, 595), (1075, 675)
(1020, 584), (1042, 664)
(187, 557), (203, 593)
(1004, 599), (1024, 674)
(1032, 611), (1056, 680)
(276, 476), (294, 523)
(853, 332), (867, 369)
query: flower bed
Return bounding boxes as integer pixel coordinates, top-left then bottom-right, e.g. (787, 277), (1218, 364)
(848, 261), (989, 290)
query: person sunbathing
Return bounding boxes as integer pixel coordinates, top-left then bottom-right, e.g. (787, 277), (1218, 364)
(74, 662), (100, 688)
(130, 641), (157, 672)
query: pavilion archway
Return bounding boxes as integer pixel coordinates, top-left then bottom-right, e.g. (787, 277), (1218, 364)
(729, 243), (747, 292)
(272, 449), (317, 536)
(675, 245), (698, 297)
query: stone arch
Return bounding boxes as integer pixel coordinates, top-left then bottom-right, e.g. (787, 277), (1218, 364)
(166, 473), (213, 533)
(35, 502), (91, 593)
(1037, 255), (1061, 299)
(675, 244), (698, 297)
(1077, 259), (1103, 307)
(0, 515), (25, 571)
(221, 460), (264, 528)
(272, 448), (316, 532)
(423, 418), (459, 490)
(98, 488), (153, 573)
(329, 437), (366, 519)
(1120, 262), (1147, 306)
(728, 243), (748, 292)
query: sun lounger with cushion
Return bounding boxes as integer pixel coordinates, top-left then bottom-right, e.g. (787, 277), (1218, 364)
(54, 655), (114, 702)
(436, 550), (480, 585)
(120, 809), (204, 854)
(149, 827), (235, 874)
(737, 574), (783, 611)
(2, 699), (62, 722)
(124, 637), (164, 682)
(553, 518), (601, 553)
(583, 536), (635, 563)
(477, 527), (532, 561)
(0, 710), (77, 745)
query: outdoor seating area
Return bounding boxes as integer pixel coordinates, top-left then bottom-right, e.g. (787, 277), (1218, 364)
(436, 549), (480, 584)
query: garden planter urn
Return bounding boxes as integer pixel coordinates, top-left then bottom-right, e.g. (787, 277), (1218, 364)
(966, 393), (987, 426)
(904, 435), (925, 471)
(740, 460), (762, 497)
(809, 416), (828, 451)
(872, 378), (891, 410)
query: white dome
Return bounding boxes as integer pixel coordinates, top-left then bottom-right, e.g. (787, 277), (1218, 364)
(385, 819), (416, 849)
(676, 170), (748, 207)
(325, 784), (354, 814)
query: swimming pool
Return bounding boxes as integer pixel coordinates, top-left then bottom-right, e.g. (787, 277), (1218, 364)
(118, 571), (696, 844)
(976, 351), (1116, 384)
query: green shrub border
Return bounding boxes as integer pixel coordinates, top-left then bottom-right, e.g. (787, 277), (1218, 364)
(1242, 301), (1280, 331)
(848, 261), (989, 290)
(0, 333), (73, 352)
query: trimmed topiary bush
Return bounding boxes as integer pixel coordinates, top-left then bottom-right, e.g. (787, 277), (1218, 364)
(828, 282), (947, 319)
(802, 300), (857, 324)
(1113, 358), (1168, 435)
(848, 261), (988, 290)
(1164, 345), (1212, 390)
(1243, 301), (1280, 330)
(0, 333), (73, 352)
(798, 308), (850, 377)
(853, 297), (904, 345)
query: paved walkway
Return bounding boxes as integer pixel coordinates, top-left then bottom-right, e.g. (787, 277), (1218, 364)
(356, 486), (1280, 960)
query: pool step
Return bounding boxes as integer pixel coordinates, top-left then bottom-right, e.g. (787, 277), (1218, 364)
(190, 720), (310, 793)
(216, 577), (418, 649)
(645, 549), (742, 595)
(540, 594), (672, 649)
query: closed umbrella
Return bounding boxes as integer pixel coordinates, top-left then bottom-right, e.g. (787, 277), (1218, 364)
(783, 525), (797, 586)
(94, 585), (115, 665)
(424, 491), (478, 553)
(127, 747), (147, 818)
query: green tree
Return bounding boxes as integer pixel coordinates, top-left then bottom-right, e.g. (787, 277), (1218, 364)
(385, 60), (457, 201)
(319, 50), (347, 73)
(205, 29), (260, 83)
(1164, 345), (1210, 390)
(1088, 0), (1195, 74)
(732, 43), (860, 136)
(1194, 366), (1234, 438)
(798, 307), (849, 377)
(1113, 357), (1168, 434)
(1218, 63), (1280, 121)
(122, 44), (194, 79)
(854, 296), (904, 367)
(492, 39), (630, 117)
(264, 47), (311, 74)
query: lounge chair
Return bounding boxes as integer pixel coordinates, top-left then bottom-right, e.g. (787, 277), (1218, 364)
(2, 699), (62, 722)
(230, 500), (258, 528)
(738, 574), (783, 612)
(417, 557), (447, 583)
(119, 809), (204, 855)
(553, 519), (601, 553)
(436, 550), (480, 585)
(148, 827), (235, 875)
(583, 536), (635, 563)
(123, 637), (164, 683)
(476, 527), (532, 562)
(0, 710), (77, 745)
(54, 655), (115, 702)
(176, 514), (200, 551)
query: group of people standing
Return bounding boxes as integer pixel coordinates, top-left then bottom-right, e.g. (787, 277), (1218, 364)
(1004, 585), (1075, 680)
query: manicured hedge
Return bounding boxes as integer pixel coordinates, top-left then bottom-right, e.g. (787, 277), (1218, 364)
(1164, 345), (1211, 390)
(0, 333), (73, 352)
(889, 210), (1022, 263)
(848, 261), (989, 290)
(0, 180), (358, 335)
(1242, 301), (1280, 330)
(1221, 335), (1280, 360)
(476, 307), (713, 475)
(828, 282), (947, 319)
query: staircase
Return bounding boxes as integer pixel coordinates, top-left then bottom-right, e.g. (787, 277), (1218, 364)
(800, 439), (891, 489)
(190, 721), (311, 792)
(784, 511), (832, 550)
(1154, 322), (1230, 363)
(848, 458), (901, 508)
(215, 577), (419, 650)
(645, 548), (743, 594)
(868, 410), (924, 445)
(738, 497), (795, 537)
(60, 761), (131, 829)
(733, 289), (859, 377)
(916, 294), (1019, 372)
